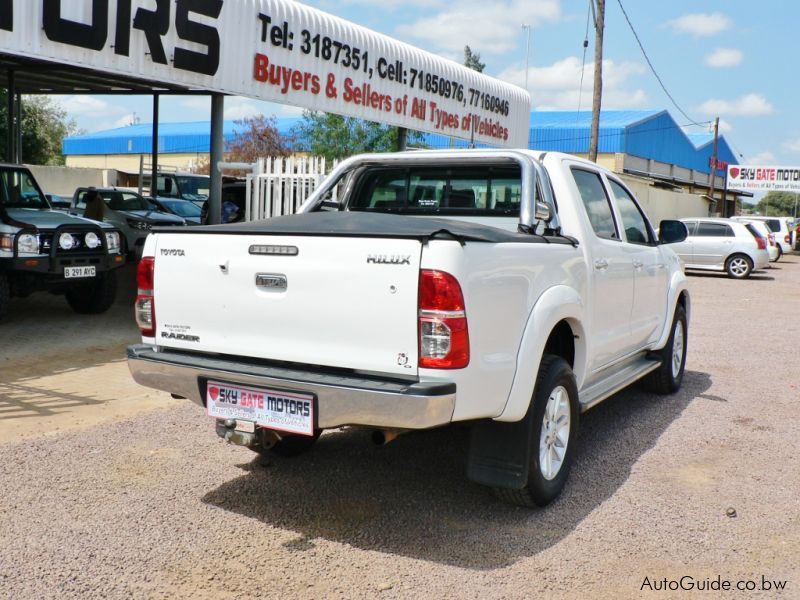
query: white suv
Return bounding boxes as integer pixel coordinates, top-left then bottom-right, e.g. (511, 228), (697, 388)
(671, 218), (770, 278)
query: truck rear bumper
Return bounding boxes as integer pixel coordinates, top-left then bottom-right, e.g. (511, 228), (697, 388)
(127, 345), (456, 430)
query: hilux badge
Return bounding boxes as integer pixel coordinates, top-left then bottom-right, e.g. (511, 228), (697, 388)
(367, 254), (411, 265)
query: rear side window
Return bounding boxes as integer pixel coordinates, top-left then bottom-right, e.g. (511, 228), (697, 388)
(571, 168), (618, 240)
(696, 223), (734, 237)
(765, 219), (781, 233)
(682, 221), (697, 235)
(350, 166), (522, 215)
(607, 179), (651, 244)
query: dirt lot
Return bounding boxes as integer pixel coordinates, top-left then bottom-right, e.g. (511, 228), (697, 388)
(0, 259), (798, 598)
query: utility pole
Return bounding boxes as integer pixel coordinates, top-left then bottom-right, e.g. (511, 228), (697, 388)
(708, 117), (720, 215)
(588, 0), (604, 163)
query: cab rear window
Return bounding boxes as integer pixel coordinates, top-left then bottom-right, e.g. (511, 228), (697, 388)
(349, 166), (523, 215)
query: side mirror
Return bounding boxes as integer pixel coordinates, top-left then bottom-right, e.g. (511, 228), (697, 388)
(658, 220), (688, 244)
(535, 201), (551, 223)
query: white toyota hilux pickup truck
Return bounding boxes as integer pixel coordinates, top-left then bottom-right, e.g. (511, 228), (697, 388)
(128, 149), (690, 507)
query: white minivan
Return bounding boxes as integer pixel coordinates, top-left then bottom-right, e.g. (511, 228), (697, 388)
(733, 216), (795, 259)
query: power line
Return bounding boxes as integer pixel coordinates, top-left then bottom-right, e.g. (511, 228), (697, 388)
(575, 1), (592, 120)
(614, 0), (705, 127)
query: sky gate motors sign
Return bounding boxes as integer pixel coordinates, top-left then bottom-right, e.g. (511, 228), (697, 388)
(0, 0), (530, 148)
(727, 165), (800, 192)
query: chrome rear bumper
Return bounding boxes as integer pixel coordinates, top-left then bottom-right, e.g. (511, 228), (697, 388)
(127, 345), (456, 430)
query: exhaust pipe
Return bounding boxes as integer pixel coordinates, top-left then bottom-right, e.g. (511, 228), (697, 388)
(371, 429), (406, 445)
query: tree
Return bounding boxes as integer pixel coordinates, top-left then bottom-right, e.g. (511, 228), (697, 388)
(194, 114), (290, 174)
(293, 111), (424, 161)
(755, 191), (800, 217)
(0, 94), (79, 165)
(228, 115), (291, 163)
(464, 46), (485, 72)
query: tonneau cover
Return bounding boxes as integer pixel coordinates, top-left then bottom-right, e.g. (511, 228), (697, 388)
(155, 211), (574, 245)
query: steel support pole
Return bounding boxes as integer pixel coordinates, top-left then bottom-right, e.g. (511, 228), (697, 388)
(396, 126), (408, 151)
(6, 69), (14, 162)
(208, 94), (225, 225)
(151, 94), (160, 198)
(16, 93), (22, 163)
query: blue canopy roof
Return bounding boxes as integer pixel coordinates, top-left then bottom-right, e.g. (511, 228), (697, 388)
(63, 110), (737, 175)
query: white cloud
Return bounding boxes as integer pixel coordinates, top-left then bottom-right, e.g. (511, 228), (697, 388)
(667, 12), (733, 37)
(57, 95), (132, 132)
(496, 56), (648, 110)
(718, 118), (733, 134)
(396, 0), (561, 55)
(705, 48), (743, 68)
(747, 151), (775, 163)
(696, 93), (774, 117)
(782, 138), (800, 153)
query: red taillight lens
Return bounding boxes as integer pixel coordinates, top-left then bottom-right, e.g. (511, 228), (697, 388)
(418, 270), (469, 369)
(755, 236), (766, 250)
(135, 256), (156, 336)
(785, 234), (791, 244)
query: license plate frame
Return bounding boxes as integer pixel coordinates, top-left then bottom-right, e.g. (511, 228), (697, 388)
(64, 266), (96, 279)
(205, 380), (315, 437)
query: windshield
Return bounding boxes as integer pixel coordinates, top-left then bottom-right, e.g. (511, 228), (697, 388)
(0, 167), (48, 209)
(175, 176), (210, 201)
(98, 191), (151, 211)
(162, 199), (202, 217)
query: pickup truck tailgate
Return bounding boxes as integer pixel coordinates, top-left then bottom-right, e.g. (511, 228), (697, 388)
(152, 233), (421, 376)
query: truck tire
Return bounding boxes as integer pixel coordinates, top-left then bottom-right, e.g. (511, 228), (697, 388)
(643, 304), (687, 395)
(65, 271), (118, 314)
(251, 430), (321, 458)
(725, 254), (752, 279)
(0, 273), (9, 320)
(493, 355), (579, 507)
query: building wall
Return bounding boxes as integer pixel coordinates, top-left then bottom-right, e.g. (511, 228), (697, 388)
(27, 165), (116, 196)
(66, 153), (207, 172)
(620, 174), (711, 224)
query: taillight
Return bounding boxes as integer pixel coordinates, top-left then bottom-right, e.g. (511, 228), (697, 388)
(135, 256), (156, 336)
(755, 236), (766, 250)
(418, 270), (469, 369)
(785, 234), (791, 244)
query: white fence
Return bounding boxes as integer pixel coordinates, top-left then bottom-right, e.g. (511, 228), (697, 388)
(245, 156), (336, 221)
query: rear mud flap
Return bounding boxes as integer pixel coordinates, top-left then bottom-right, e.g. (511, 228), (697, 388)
(467, 413), (534, 490)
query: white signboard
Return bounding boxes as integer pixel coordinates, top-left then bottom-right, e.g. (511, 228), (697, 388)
(727, 165), (800, 192)
(0, 0), (531, 148)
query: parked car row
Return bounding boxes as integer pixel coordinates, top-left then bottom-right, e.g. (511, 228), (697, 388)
(670, 216), (797, 279)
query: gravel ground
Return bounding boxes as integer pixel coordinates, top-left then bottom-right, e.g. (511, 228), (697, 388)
(0, 258), (798, 598)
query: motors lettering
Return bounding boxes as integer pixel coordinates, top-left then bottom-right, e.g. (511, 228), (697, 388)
(3, 0), (225, 76)
(214, 387), (312, 418)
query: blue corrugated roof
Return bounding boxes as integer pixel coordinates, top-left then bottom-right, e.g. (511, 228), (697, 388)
(63, 110), (737, 175)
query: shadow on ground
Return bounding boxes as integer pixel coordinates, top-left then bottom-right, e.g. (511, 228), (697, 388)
(203, 370), (713, 569)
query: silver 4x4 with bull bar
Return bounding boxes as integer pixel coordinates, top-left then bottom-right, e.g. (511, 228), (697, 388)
(0, 164), (125, 319)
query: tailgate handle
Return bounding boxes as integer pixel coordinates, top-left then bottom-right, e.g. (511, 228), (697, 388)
(255, 273), (288, 290)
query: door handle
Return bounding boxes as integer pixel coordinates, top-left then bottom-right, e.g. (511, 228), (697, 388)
(594, 258), (609, 270)
(633, 259), (644, 270)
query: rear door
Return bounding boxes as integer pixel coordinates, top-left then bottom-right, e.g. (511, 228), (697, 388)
(152, 233), (422, 376)
(569, 166), (635, 371)
(693, 222), (733, 267)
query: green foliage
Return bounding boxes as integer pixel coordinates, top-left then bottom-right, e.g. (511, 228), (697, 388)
(0, 94), (78, 165)
(755, 191), (800, 217)
(464, 46), (485, 72)
(293, 111), (425, 161)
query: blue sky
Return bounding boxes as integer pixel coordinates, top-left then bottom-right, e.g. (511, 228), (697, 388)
(56, 1), (792, 166)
